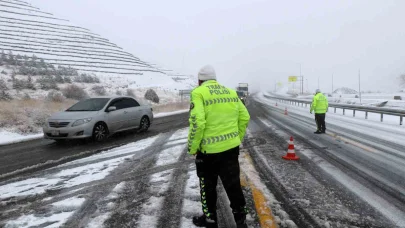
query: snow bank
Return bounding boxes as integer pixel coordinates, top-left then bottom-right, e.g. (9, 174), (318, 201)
(155, 109), (189, 118)
(0, 130), (43, 146)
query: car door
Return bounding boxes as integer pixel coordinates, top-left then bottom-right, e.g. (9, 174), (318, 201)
(106, 99), (129, 133)
(124, 98), (142, 128)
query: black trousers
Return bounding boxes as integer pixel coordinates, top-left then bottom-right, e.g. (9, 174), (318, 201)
(315, 113), (326, 132)
(195, 146), (246, 218)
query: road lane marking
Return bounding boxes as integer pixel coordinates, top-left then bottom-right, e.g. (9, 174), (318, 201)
(241, 152), (277, 228)
(326, 132), (378, 153)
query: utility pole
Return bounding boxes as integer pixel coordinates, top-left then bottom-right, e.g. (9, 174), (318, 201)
(359, 69), (362, 104)
(300, 64), (302, 94)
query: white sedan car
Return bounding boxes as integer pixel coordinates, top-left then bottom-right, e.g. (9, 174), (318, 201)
(43, 96), (153, 142)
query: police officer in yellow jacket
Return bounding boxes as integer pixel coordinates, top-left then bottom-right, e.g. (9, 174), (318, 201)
(310, 89), (328, 134)
(188, 65), (250, 228)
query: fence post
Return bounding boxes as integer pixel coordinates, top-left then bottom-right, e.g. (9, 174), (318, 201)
(365, 111), (368, 119)
(381, 113), (383, 122)
(334, 107), (336, 113)
(343, 109), (345, 115)
(401, 116), (403, 125)
(353, 110), (356, 117)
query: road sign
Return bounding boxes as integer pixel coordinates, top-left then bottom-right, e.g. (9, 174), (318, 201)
(288, 76), (297, 82)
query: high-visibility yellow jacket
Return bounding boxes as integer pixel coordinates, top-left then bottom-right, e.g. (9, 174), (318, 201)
(188, 80), (250, 155)
(310, 93), (328, 114)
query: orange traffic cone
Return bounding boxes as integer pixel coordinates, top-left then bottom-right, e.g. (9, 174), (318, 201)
(284, 108), (288, 115)
(282, 136), (299, 160)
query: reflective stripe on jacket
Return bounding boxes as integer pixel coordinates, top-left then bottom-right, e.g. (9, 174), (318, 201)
(310, 93), (328, 114)
(188, 80), (250, 155)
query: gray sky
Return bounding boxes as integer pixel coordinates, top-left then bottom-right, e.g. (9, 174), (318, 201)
(30, 0), (405, 93)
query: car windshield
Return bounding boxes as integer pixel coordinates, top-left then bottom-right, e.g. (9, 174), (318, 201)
(66, 98), (110, 111)
(237, 91), (244, 96)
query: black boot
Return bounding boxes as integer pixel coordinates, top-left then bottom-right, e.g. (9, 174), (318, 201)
(234, 212), (248, 228)
(192, 214), (218, 228)
(314, 130), (322, 134)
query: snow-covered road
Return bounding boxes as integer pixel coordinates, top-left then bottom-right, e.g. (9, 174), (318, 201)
(248, 93), (405, 227)
(1, 94), (405, 228)
(0, 126), (280, 228)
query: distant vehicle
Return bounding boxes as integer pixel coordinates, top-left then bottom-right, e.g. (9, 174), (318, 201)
(237, 83), (249, 97)
(43, 96), (153, 142)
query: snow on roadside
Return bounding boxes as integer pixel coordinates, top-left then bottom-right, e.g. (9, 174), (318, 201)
(180, 165), (200, 228)
(0, 155), (133, 199)
(0, 127), (190, 227)
(0, 131), (42, 146)
(154, 109), (189, 118)
(0, 136), (159, 200)
(5, 212), (74, 228)
(5, 196), (86, 228)
(58, 136), (158, 167)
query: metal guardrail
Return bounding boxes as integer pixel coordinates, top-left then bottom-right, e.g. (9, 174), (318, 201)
(264, 94), (405, 125)
(179, 90), (191, 96)
(179, 90), (191, 101)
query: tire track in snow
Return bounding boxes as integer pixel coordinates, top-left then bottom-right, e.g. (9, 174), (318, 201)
(100, 128), (188, 228)
(63, 132), (176, 228)
(156, 147), (190, 228)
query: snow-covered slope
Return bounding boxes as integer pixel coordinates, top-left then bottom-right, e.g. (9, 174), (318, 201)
(333, 87), (358, 94)
(0, 0), (194, 89)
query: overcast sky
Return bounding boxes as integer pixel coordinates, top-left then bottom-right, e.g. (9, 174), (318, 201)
(30, 0), (405, 93)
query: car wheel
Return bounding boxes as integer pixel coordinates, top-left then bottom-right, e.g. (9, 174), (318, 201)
(139, 116), (150, 132)
(93, 122), (108, 142)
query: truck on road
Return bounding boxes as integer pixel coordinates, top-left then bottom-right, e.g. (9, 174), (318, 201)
(236, 83), (249, 105)
(237, 83), (248, 97)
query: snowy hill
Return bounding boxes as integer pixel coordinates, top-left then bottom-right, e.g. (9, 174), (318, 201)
(333, 87), (358, 94)
(0, 0), (193, 136)
(0, 0), (194, 90)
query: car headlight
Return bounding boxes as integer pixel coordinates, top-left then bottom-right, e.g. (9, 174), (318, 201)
(72, 118), (92, 127)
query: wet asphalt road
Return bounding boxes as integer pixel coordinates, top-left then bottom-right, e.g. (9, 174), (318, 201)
(0, 113), (189, 179)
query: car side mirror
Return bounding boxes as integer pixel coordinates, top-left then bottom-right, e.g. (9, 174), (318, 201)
(107, 106), (117, 112)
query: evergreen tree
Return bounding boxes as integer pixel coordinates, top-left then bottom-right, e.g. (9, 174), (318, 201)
(0, 79), (8, 90)
(64, 76), (72, 83)
(8, 51), (15, 65)
(0, 90), (12, 101)
(1, 50), (7, 65)
(26, 76), (36, 90)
